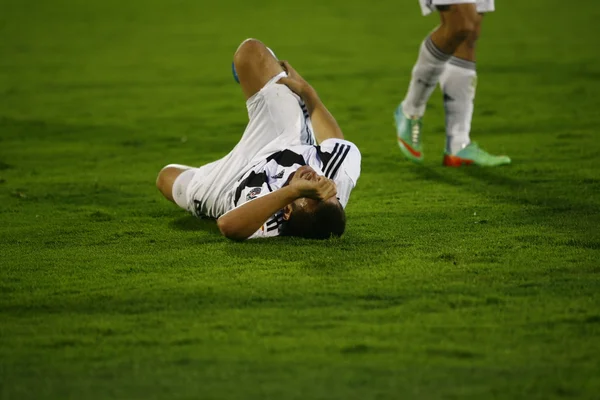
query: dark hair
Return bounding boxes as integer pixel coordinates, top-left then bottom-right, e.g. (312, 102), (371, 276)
(280, 200), (346, 239)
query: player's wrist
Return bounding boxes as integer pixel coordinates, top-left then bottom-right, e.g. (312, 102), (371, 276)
(283, 185), (303, 201)
(300, 84), (316, 100)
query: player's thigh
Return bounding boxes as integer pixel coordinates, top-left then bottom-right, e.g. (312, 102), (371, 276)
(234, 38), (285, 100)
(237, 81), (307, 157)
(437, 2), (480, 32)
(434, 3), (482, 48)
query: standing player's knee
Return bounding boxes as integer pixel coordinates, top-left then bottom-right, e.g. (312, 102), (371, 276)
(448, 19), (477, 44)
(444, 6), (480, 44)
(464, 27), (480, 49)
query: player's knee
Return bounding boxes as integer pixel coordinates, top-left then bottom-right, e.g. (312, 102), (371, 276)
(233, 38), (266, 72)
(445, 7), (480, 43)
(448, 20), (477, 44)
(156, 166), (170, 196)
(464, 27), (480, 49)
(156, 165), (181, 200)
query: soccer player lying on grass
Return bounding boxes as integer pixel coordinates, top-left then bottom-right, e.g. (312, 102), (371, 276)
(156, 39), (361, 241)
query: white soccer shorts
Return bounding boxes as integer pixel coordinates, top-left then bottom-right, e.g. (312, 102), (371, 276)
(420, 0), (495, 16)
(237, 71), (316, 161)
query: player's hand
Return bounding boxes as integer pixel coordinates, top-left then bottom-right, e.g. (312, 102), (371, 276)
(291, 174), (337, 201)
(278, 60), (311, 98)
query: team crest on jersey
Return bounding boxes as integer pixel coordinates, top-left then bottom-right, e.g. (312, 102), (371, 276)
(271, 170), (285, 179)
(246, 187), (262, 200)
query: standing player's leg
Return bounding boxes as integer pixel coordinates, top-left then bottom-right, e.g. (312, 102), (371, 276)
(439, 14), (481, 158)
(396, 3), (480, 163)
(440, 12), (511, 167)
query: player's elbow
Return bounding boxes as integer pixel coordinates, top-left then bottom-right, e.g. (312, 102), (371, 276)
(217, 218), (247, 241)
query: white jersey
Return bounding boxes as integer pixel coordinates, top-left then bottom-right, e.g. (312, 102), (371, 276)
(420, 0), (495, 16)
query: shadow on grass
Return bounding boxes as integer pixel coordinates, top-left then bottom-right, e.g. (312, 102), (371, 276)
(407, 164), (600, 235)
(222, 234), (403, 269)
(463, 167), (600, 214)
(168, 214), (405, 269)
(170, 215), (220, 234)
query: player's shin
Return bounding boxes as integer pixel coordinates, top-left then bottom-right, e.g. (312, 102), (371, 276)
(401, 35), (451, 117)
(440, 58), (476, 154)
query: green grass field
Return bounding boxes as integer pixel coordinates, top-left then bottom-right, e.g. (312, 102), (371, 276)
(1, 0), (600, 398)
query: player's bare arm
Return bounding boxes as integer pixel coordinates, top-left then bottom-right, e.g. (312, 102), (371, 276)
(278, 60), (345, 143)
(217, 170), (337, 241)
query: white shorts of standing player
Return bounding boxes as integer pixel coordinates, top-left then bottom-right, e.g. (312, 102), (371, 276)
(419, 0), (495, 16)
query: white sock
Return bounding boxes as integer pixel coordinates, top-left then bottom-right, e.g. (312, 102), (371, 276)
(440, 57), (477, 154)
(402, 36), (451, 117)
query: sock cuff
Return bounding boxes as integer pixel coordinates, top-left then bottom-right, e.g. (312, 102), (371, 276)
(448, 57), (476, 71)
(424, 36), (452, 62)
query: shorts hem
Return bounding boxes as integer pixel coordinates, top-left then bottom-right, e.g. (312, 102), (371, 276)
(246, 71), (288, 107)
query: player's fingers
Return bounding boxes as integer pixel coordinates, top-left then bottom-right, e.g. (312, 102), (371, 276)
(315, 175), (329, 188)
(279, 60), (290, 72)
(277, 77), (291, 86)
(317, 179), (336, 200)
(310, 177), (327, 190)
(279, 60), (297, 77)
(277, 77), (300, 94)
(326, 179), (337, 197)
(325, 183), (337, 199)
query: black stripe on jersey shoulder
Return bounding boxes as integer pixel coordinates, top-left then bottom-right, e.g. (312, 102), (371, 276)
(267, 219), (283, 232)
(327, 144), (351, 179)
(266, 149), (306, 167)
(266, 216), (281, 227)
(317, 142), (338, 172)
(324, 144), (347, 177)
(234, 171), (268, 204)
(266, 213), (284, 232)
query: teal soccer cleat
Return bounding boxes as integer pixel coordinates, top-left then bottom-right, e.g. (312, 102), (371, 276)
(443, 142), (511, 167)
(395, 104), (424, 163)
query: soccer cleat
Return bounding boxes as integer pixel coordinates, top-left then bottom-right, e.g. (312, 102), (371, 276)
(443, 142), (511, 167)
(394, 104), (424, 163)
